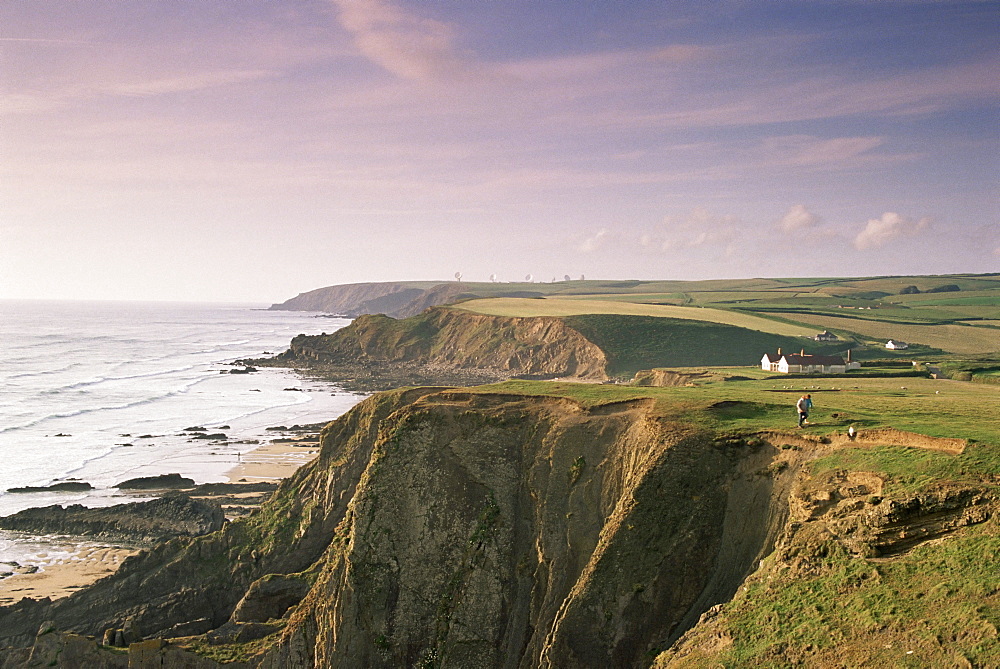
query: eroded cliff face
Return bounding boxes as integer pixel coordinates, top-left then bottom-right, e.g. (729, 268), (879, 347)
(6, 390), (990, 668)
(0, 390), (789, 668)
(256, 391), (784, 669)
(279, 307), (610, 381)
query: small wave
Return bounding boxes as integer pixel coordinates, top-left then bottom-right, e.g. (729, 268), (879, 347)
(0, 375), (216, 435)
(5, 361), (86, 380)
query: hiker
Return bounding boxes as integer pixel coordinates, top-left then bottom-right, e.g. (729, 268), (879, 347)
(797, 394), (813, 427)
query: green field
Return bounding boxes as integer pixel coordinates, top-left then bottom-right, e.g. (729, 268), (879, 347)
(768, 312), (1000, 354)
(446, 274), (999, 361)
(454, 297), (818, 337)
(470, 373), (1000, 448)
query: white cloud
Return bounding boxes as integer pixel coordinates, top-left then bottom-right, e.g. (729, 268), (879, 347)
(778, 204), (821, 232)
(577, 228), (609, 253)
(853, 212), (930, 250)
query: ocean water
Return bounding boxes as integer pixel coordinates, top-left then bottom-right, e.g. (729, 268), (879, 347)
(0, 300), (362, 529)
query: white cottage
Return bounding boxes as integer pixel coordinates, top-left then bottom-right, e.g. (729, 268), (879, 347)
(761, 349), (859, 374)
(886, 340), (909, 350)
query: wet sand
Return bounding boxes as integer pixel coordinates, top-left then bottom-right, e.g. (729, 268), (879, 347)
(0, 546), (138, 606)
(227, 439), (320, 483)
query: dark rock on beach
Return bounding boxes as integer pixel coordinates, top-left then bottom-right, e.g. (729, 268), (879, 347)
(115, 473), (195, 490)
(0, 494), (224, 544)
(6, 482), (94, 494)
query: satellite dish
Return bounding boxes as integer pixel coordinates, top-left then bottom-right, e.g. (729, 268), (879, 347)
(580, 274), (585, 281)
(489, 273), (497, 283)
(564, 275), (571, 282)
(525, 274), (533, 283)
(454, 272), (462, 282)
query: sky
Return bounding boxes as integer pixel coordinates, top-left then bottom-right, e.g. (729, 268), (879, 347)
(1, 0), (998, 302)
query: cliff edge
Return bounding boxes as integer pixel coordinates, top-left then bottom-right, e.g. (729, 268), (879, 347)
(1, 387), (994, 668)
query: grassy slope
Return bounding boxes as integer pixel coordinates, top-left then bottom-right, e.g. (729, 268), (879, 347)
(769, 312), (1000, 354)
(562, 314), (845, 377)
(464, 376), (1000, 667)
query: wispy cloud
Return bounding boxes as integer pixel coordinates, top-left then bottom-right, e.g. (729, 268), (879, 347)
(641, 208), (743, 254)
(853, 212), (930, 250)
(329, 0), (476, 81)
(112, 70), (274, 98)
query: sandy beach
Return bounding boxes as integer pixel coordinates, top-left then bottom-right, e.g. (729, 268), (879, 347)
(227, 438), (321, 483)
(0, 434), (323, 606)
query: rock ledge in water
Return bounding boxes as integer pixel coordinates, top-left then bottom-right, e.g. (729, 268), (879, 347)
(114, 474), (195, 490)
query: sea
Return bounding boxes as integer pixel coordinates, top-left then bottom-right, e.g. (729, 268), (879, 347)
(0, 300), (363, 567)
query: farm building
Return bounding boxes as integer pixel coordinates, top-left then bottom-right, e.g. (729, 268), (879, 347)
(814, 330), (839, 341)
(886, 340), (909, 350)
(761, 349), (860, 374)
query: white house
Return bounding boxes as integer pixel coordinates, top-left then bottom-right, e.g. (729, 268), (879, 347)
(761, 349), (860, 374)
(814, 330), (839, 341)
(885, 340), (909, 350)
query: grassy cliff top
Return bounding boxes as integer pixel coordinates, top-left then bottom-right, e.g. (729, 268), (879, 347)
(464, 373), (1000, 483)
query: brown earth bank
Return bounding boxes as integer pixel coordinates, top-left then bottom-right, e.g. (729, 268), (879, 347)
(0, 389), (993, 668)
(251, 307), (609, 390)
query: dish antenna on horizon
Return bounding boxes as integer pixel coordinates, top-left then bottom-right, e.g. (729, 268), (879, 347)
(489, 273), (497, 283)
(580, 274), (585, 281)
(564, 274), (571, 282)
(525, 274), (533, 283)
(454, 271), (462, 282)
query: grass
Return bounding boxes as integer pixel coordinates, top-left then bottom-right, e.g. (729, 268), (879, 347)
(764, 312), (1000, 354)
(468, 373), (1000, 445)
(810, 443), (1000, 495)
(453, 298), (818, 337)
(694, 518), (1000, 668)
(562, 314), (846, 377)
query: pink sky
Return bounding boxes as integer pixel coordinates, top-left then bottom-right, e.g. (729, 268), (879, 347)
(1, 1), (997, 301)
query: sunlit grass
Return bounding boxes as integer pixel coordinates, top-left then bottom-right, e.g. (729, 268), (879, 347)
(453, 298), (817, 337)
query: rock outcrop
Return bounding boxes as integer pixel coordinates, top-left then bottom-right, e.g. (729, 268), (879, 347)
(0, 494), (224, 544)
(266, 307), (609, 386)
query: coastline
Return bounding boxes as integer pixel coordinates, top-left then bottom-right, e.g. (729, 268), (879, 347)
(0, 419), (327, 607)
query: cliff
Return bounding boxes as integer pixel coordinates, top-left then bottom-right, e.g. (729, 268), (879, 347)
(269, 307), (609, 385)
(1, 388), (995, 668)
(268, 282), (481, 318)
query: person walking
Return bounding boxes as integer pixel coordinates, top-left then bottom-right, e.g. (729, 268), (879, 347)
(797, 394), (813, 427)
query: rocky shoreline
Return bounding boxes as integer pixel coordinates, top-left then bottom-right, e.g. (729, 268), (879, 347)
(0, 421), (325, 609)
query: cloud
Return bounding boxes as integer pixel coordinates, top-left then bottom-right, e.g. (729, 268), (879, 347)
(778, 205), (821, 232)
(642, 208), (742, 253)
(330, 0), (474, 81)
(761, 136), (885, 169)
(112, 70), (274, 98)
(853, 212), (930, 250)
(577, 228), (609, 253)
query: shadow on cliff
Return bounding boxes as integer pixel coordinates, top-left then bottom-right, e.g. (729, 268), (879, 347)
(0, 388), (801, 668)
